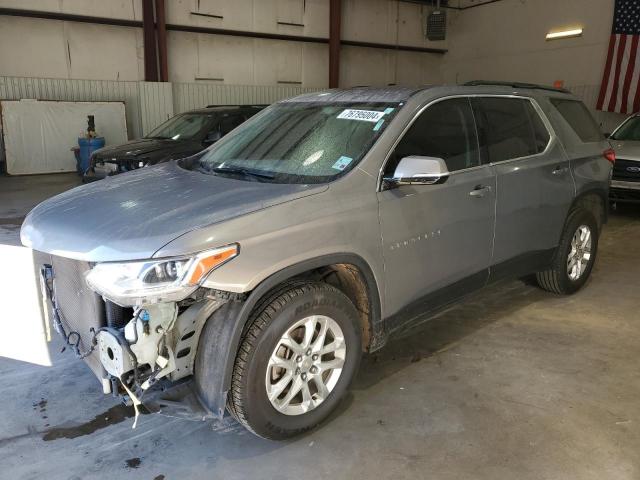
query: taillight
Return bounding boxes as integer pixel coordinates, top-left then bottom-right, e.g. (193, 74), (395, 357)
(603, 148), (616, 164)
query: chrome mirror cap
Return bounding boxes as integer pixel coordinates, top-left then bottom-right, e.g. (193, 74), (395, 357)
(384, 155), (450, 188)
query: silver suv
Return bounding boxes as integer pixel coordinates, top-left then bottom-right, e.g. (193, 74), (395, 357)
(607, 114), (640, 203)
(22, 83), (613, 439)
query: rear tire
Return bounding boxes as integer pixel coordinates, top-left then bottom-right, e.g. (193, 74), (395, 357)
(536, 208), (599, 295)
(227, 282), (361, 440)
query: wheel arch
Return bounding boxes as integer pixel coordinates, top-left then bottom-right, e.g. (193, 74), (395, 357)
(570, 187), (608, 231)
(195, 253), (383, 416)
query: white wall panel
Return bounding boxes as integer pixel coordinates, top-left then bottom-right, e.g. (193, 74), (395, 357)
(167, 0), (328, 37)
(0, 76), (143, 138)
(196, 34), (255, 83)
(302, 43), (329, 88)
(65, 22), (143, 81)
(0, 0), (141, 19)
(342, 0), (396, 45)
(277, 0), (304, 25)
(2, 100), (127, 174)
(0, 17), (69, 79)
(0, 1), (444, 88)
(170, 31), (330, 87)
(340, 46), (444, 88)
(442, 0), (614, 87)
(0, 17), (142, 82)
(0, 76), (320, 145)
(138, 82), (174, 135)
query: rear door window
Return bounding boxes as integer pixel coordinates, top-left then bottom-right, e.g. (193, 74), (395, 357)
(387, 97), (480, 175)
(472, 97), (550, 163)
(549, 98), (603, 143)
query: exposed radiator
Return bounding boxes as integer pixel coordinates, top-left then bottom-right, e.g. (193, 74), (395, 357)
(50, 255), (106, 378)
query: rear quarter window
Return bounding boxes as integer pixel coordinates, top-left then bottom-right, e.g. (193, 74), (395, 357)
(472, 97), (551, 163)
(549, 98), (603, 143)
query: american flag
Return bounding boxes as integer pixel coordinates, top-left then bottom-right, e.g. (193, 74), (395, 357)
(597, 0), (640, 114)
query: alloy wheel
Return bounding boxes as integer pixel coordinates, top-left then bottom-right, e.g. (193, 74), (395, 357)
(265, 315), (346, 416)
(567, 224), (592, 281)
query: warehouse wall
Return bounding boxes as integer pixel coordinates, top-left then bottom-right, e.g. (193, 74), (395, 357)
(442, 0), (614, 86)
(442, 0), (624, 130)
(0, 76), (322, 139)
(0, 0), (446, 88)
(0, 0), (143, 81)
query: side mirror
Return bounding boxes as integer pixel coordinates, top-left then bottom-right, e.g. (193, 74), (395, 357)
(204, 130), (222, 145)
(384, 156), (450, 188)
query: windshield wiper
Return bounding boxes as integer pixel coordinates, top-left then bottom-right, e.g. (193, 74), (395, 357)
(145, 135), (174, 140)
(210, 166), (275, 180)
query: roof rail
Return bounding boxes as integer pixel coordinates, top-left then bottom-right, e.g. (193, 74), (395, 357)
(205, 104), (268, 108)
(463, 80), (571, 94)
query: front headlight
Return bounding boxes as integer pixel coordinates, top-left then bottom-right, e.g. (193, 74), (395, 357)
(85, 244), (238, 306)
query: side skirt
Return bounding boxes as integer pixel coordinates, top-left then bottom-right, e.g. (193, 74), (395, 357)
(379, 248), (556, 343)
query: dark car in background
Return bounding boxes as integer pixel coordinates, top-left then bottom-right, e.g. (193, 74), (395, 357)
(84, 105), (265, 180)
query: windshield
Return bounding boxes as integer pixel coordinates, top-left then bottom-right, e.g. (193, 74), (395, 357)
(146, 113), (213, 140)
(611, 116), (640, 141)
(191, 102), (400, 184)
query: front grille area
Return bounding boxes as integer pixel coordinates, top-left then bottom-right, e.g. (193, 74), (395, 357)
(611, 187), (640, 203)
(612, 158), (640, 182)
(50, 256), (106, 378)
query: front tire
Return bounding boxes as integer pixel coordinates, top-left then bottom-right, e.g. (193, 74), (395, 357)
(227, 282), (361, 440)
(536, 208), (599, 295)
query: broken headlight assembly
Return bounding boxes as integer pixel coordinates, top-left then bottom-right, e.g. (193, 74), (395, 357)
(85, 244), (238, 306)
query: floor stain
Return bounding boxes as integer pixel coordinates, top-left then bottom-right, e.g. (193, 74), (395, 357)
(154, 475), (165, 480)
(32, 398), (47, 412)
(125, 457), (141, 469)
(42, 404), (136, 441)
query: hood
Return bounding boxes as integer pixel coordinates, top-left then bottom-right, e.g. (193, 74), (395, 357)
(610, 140), (640, 161)
(94, 138), (202, 164)
(21, 162), (327, 262)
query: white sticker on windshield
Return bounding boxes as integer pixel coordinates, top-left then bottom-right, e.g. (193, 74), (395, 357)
(332, 156), (353, 171)
(337, 109), (386, 123)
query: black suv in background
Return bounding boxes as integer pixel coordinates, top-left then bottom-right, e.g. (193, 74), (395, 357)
(84, 105), (265, 180)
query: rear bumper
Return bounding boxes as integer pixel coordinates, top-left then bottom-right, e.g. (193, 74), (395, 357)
(610, 180), (640, 203)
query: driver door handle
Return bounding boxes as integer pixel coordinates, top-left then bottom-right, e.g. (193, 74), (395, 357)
(552, 165), (569, 175)
(469, 185), (492, 197)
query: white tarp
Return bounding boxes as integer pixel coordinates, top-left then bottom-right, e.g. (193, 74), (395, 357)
(1, 100), (127, 175)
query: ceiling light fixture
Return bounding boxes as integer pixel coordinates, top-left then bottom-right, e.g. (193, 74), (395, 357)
(546, 28), (583, 40)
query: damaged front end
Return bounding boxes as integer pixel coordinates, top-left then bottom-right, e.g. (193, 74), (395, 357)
(40, 245), (240, 424)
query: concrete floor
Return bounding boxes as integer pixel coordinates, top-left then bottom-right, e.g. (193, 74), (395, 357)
(1, 174), (639, 480)
(0, 173), (81, 246)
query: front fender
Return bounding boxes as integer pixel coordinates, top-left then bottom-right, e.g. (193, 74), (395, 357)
(193, 253), (383, 416)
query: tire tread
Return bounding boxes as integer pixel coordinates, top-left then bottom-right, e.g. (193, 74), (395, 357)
(536, 208), (598, 295)
(227, 282), (346, 438)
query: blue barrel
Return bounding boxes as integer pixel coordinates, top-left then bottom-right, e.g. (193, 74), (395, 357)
(77, 137), (105, 174)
